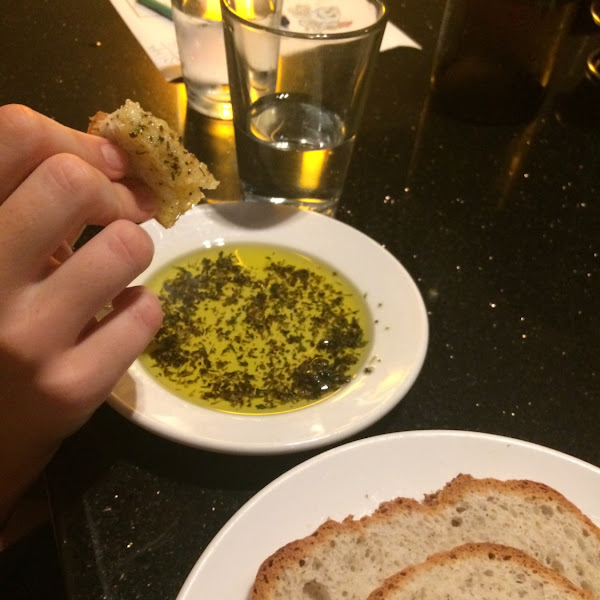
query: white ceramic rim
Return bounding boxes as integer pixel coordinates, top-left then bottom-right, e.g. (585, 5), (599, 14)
(176, 429), (600, 599)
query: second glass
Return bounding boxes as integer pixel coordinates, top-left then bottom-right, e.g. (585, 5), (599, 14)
(172, 0), (232, 120)
(220, 0), (387, 215)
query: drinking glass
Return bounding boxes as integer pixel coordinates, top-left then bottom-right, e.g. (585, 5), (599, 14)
(172, 0), (232, 120)
(220, 0), (387, 215)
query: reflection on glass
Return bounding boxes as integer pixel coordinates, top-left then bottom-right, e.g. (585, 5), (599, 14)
(430, 0), (579, 125)
(587, 47), (600, 81)
(554, 45), (600, 129)
(591, 0), (600, 25)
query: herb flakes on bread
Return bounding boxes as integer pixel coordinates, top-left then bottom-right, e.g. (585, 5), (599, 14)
(251, 474), (600, 600)
(88, 99), (218, 228)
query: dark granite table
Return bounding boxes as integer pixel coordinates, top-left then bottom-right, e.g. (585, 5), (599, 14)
(1, 1), (599, 599)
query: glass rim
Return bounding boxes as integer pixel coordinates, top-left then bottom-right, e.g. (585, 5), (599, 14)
(219, 0), (387, 41)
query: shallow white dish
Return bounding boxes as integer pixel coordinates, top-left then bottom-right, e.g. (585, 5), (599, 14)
(176, 430), (600, 600)
(109, 203), (428, 454)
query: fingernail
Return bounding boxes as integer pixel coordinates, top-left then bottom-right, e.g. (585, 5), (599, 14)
(101, 141), (128, 173)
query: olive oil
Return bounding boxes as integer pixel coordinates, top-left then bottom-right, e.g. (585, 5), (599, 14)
(140, 244), (371, 415)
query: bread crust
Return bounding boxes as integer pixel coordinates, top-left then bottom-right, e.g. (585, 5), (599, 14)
(367, 543), (594, 600)
(87, 110), (109, 137)
(251, 475), (600, 600)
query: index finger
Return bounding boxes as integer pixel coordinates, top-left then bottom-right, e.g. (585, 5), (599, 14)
(0, 153), (155, 287)
(0, 104), (130, 201)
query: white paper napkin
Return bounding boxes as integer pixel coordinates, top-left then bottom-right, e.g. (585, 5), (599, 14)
(108, 0), (421, 81)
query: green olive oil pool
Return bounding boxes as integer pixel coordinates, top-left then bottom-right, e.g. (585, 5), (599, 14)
(140, 244), (372, 415)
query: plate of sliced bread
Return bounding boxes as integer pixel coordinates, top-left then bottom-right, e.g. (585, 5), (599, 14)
(176, 430), (600, 600)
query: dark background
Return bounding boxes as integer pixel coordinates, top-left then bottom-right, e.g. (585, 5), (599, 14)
(1, 0), (599, 598)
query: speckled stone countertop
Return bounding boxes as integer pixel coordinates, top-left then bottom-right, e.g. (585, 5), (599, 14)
(2, 1), (599, 599)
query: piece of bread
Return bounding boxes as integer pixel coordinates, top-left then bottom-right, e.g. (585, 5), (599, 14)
(367, 543), (594, 600)
(250, 474), (600, 600)
(88, 99), (218, 228)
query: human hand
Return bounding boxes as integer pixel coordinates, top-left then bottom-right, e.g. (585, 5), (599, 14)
(0, 105), (163, 523)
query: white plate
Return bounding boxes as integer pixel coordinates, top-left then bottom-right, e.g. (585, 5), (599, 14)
(109, 203), (428, 454)
(176, 430), (600, 600)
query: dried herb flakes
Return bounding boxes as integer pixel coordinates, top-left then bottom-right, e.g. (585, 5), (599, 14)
(141, 245), (370, 414)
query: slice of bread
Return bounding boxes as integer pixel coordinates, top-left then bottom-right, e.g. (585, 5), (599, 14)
(88, 99), (218, 228)
(250, 475), (600, 600)
(367, 543), (594, 600)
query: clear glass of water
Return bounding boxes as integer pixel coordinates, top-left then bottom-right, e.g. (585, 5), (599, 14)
(172, 0), (232, 120)
(220, 0), (387, 215)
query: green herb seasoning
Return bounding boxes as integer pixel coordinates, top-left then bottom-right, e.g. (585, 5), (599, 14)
(140, 244), (371, 415)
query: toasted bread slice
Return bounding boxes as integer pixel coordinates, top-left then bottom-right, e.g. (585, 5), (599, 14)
(88, 99), (218, 228)
(367, 543), (594, 600)
(251, 475), (600, 600)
